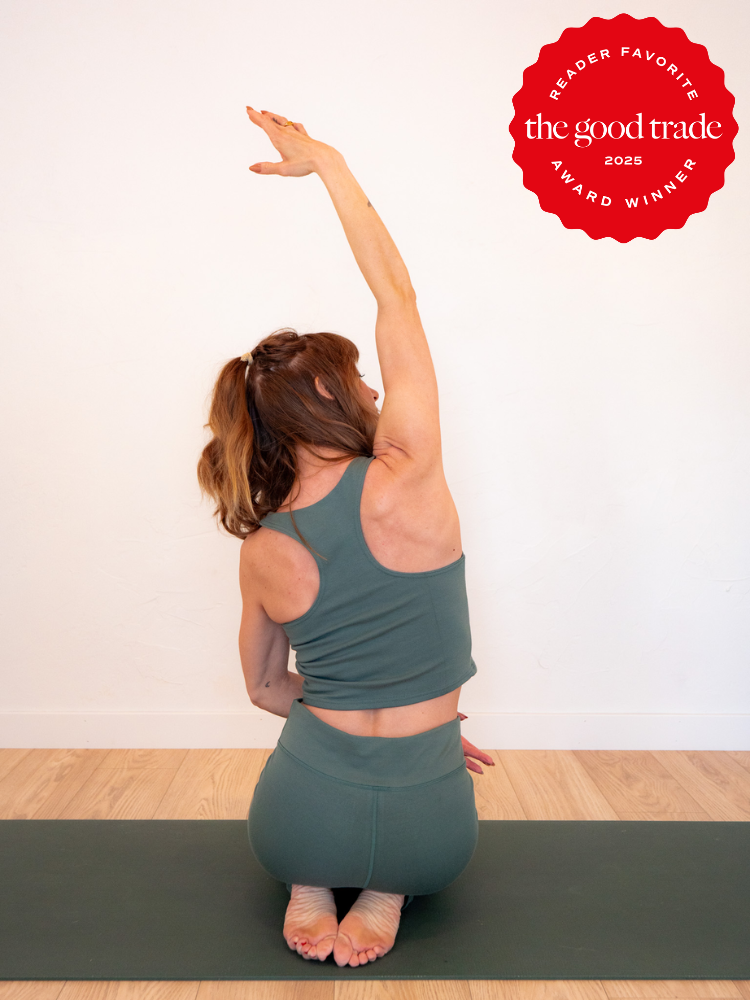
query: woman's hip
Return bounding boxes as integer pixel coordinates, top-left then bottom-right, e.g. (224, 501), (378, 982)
(247, 698), (478, 895)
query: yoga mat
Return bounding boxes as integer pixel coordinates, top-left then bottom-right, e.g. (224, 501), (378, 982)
(1, 819), (748, 980)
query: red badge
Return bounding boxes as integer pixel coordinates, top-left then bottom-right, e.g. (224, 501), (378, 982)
(510, 14), (737, 241)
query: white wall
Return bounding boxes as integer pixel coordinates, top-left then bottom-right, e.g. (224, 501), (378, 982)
(1, 0), (748, 749)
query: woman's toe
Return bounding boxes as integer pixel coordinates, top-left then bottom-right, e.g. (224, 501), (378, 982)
(316, 935), (336, 961)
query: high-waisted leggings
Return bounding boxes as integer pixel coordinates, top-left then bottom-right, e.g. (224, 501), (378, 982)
(247, 698), (478, 907)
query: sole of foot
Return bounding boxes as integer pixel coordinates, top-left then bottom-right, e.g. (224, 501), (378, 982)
(283, 884), (339, 962)
(332, 889), (405, 967)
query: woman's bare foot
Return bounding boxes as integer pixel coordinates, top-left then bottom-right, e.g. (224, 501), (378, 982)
(333, 889), (405, 967)
(283, 884), (339, 961)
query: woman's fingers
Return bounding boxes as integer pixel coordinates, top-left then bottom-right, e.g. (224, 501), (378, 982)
(246, 107), (283, 143)
(262, 110), (288, 126)
(247, 106), (291, 136)
(259, 109), (298, 129)
(468, 746), (495, 766)
(461, 735), (495, 767)
(465, 757), (484, 775)
(246, 106), (271, 129)
(250, 107), (309, 136)
(459, 719), (495, 768)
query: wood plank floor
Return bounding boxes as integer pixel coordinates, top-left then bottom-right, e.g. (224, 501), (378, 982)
(1, 746), (749, 1000)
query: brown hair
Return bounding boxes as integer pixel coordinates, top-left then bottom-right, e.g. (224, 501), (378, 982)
(197, 328), (377, 542)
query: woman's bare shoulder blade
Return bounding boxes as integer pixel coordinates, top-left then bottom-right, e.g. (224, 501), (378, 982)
(365, 452), (454, 524)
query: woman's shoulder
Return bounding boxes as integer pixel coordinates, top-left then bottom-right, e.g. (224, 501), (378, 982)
(360, 454), (462, 570)
(241, 520), (315, 575)
(364, 452), (460, 532)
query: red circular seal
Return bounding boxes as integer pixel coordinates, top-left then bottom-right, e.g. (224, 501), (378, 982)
(510, 14), (737, 241)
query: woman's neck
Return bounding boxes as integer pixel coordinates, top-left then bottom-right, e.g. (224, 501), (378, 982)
(279, 445), (353, 511)
(294, 444), (350, 480)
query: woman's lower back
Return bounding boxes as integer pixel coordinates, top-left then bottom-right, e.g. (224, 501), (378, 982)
(302, 685), (462, 737)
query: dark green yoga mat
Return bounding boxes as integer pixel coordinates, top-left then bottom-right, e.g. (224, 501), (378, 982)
(1, 819), (748, 980)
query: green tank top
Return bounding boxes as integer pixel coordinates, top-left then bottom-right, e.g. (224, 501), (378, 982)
(259, 455), (477, 710)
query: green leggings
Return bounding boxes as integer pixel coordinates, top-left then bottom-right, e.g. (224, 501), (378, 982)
(247, 698), (478, 908)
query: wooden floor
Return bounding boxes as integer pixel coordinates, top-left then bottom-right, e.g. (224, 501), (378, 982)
(1, 746), (749, 1000)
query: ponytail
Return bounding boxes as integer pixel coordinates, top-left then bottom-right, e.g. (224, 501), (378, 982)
(197, 357), (259, 537)
(197, 328), (377, 541)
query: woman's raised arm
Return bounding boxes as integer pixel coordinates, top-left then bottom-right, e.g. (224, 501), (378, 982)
(246, 107), (441, 472)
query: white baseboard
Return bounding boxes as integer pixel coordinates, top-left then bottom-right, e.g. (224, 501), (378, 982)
(0, 712), (748, 750)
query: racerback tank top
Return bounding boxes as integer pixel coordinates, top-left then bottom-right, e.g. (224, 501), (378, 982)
(259, 455), (477, 710)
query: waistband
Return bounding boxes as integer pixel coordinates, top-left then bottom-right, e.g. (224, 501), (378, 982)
(277, 698), (465, 787)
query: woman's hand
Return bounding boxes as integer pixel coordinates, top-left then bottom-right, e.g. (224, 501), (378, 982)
(246, 106), (336, 177)
(458, 712), (495, 775)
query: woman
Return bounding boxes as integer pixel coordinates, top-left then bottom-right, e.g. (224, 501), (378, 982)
(197, 106), (494, 969)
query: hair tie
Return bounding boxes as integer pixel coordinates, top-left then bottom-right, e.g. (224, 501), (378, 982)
(241, 352), (253, 365)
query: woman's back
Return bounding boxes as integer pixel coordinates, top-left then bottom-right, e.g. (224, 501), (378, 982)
(242, 449), (471, 737)
(248, 450), (462, 623)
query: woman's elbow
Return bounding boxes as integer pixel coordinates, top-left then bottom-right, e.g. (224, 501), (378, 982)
(246, 681), (268, 711)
